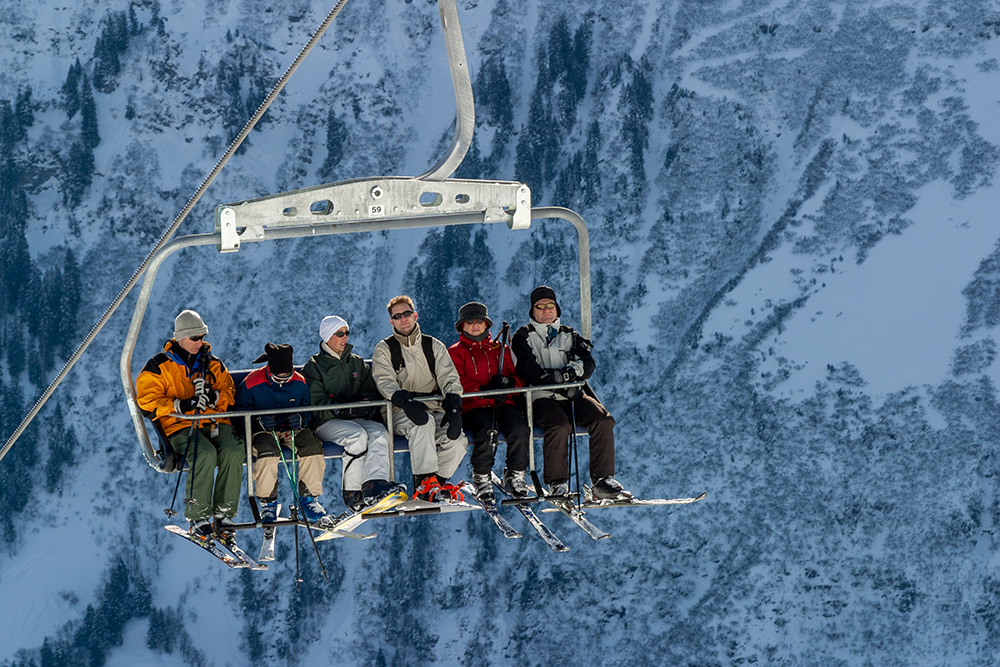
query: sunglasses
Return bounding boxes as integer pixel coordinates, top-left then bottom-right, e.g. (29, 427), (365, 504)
(533, 303), (556, 310)
(332, 330), (350, 338)
(189, 334), (207, 341)
(390, 309), (414, 321)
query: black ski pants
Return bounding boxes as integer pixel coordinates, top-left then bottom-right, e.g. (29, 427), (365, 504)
(462, 403), (530, 475)
(533, 395), (615, 484)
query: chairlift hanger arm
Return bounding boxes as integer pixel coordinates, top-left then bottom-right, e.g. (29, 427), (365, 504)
(215, 177), (532, 251)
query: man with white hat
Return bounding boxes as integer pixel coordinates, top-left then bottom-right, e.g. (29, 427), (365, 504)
(302, 315), (404, 511)
(136, 309), (243, 538)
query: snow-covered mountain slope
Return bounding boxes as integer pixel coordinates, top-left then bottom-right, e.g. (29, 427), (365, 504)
(2, 0), (1000, 665)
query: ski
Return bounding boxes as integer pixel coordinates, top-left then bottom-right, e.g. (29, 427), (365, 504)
(579, 488), (707, 509)
(216, 532), (268, 570)
(461, 482), (522, 539)
(313, 490), (409, 542)
(259, 527), (276, 562)
(539, 495), (610, 541)
(491, 471), (568, 552)
(258, 503), (283, 562)
(165, 524), (248, 569)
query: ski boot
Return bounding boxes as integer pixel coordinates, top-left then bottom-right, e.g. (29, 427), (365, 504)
(472, 472), (494, 504)
(258, 500), (278, 540)
(413, 474), (444, 502)
(436, 475), (465, 503)
(503, 468), (533, 498)
(361, 479), (407, 508)
(301, 496), (336, 529)
(190, 518), (214, 539)
(343, 489), (364, 513)
(591, 476), (634, 503)
(213, 517), (238, 548)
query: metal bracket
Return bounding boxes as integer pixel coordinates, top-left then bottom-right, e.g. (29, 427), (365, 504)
(215, 177), (531, 252)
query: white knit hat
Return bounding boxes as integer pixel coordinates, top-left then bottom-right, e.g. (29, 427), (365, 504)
(319, 315), (349, 341)
(173, 309), (208, 340)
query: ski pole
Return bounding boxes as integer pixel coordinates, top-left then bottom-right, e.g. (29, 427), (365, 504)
(570, 399), (581, 509)
(277, 429), (329, 584)
(486, 321), (511, 457)
(166, 353), (209, 517)
(276, 430), (302, 584)
(288, 429), (328, 582)
(165, 414), (200, 517)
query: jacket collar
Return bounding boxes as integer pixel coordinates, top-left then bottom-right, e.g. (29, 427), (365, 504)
(528, 318), (561, 333)
(459, 331), (493, 349)
(321, 340), (353, 360)
(393, 322), (422, 347)
(164, 339), (210, 368)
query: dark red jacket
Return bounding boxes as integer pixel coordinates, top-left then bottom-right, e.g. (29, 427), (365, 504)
(448, 332), (522, 412)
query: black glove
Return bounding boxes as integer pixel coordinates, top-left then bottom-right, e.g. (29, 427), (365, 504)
(391, 389), (413, 407)
(442, 393), (463, 440)
(259, 414), (278, 431)
(539, 369), (566, 385)
(286, 413), (304, 431)
(191, 377), (207, 396)
(205, 389), (220, 408)
(560, 366), (578, 382)
(179, 393), (210, 413)
(482, 374), (514, 390)
(392, 390), (428, 426)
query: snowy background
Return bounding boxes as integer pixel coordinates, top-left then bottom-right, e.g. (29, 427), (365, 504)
(2, 0), (1000, 665)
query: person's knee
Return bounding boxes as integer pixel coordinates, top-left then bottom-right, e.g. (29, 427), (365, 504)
(549, 420), (573, 439)
(507, 421), (531, 440)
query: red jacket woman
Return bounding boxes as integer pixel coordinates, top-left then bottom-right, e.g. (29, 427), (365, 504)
(448, 331), (522, 412)
(447, 302), (532, 502)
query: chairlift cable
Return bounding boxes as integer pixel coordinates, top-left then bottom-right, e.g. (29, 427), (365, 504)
(0, 1), (352, 464)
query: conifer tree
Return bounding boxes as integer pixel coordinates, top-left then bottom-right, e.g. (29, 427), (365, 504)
(80, 76), (100, 150)
(60, 140), (95, 208)
(0, 99), (24, 148)
(621, 59), (654, 185)
(476, 53), (514, 154)
(320, 111), (348, 178)
(15, 85), (34, 130)
(0, 156), (30, 314)
(93, 11), (128, 93)
(61, 59), (83, 119)
(40, 268), (61, 370)
(58, 249), (82, 354)
(581, 120), (602, 207)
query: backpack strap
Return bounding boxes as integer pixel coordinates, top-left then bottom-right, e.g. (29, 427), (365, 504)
(383, 334), (437, 379)
(421, 335), (436, 378)
(383, 336), (404, 373)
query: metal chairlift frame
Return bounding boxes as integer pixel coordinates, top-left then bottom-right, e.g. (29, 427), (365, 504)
(119, 0), (593, 500)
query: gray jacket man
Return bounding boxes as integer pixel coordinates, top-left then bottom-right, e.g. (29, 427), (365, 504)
(371, 295), (467, 501)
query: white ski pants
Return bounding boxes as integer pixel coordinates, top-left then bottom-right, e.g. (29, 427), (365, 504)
(312, 418), (392, 491)
(392, 409), (467, 480)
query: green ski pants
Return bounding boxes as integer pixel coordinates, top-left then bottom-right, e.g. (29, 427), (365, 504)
(169, 422), (244, 522)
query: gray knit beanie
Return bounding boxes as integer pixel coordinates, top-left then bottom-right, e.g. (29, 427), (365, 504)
(173, 309), (209, 340)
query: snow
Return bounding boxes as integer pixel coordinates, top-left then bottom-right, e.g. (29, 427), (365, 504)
(742, 177), (1000, 398)
(3, 0), (1000, 665)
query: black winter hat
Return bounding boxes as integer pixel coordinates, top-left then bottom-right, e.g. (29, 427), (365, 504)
(253, 342), (294, 376)
(455, 301), (493, 332)
(529, 285), (560, 320)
